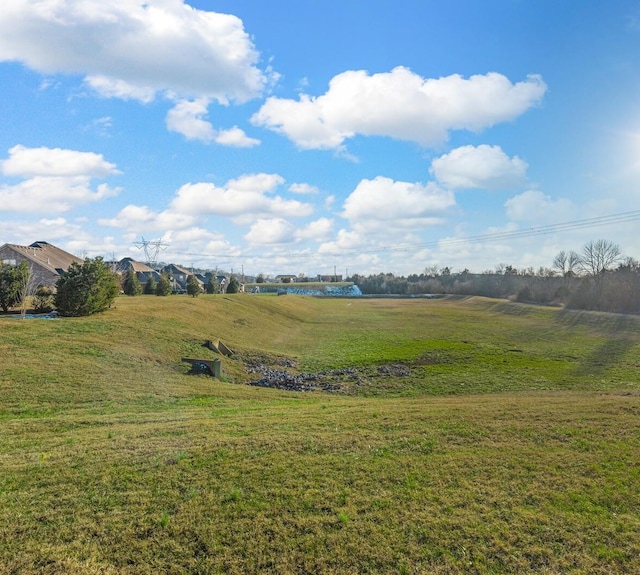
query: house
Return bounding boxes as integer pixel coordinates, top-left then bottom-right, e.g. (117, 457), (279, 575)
(202, 272), (229, 293)
(115, 257), (161, 292)
(162, 263), (203, 293)
(275, 274), (297, 283)
(0, 241), (83, 289)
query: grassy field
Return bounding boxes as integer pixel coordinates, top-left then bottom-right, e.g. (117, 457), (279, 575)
(1, 294), (639, 574)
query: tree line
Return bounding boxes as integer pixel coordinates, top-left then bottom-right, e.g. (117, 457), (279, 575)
(0, 258), (244, 317)
(349, 239), (640, 314)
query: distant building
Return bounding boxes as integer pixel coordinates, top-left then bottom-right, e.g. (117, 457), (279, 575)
(162, 263), (203, 293)
(0, 241), (83, 288)
(115, 257), (161, 291)
(317, 274), (343, 282)
(275, 274), (297, 283)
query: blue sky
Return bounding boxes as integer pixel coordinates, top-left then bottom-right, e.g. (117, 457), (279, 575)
(2, 0), (640, 277)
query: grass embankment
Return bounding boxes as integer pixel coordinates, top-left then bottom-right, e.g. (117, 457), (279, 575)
(1, 295), (639, 574)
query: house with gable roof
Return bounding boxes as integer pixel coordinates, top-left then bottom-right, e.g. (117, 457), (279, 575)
(0, 241), (83, 289)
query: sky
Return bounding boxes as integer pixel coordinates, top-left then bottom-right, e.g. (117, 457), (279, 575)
(2, 0), (640, 278)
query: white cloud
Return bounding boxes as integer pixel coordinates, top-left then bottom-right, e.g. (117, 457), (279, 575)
(0, 145), (120, 213)
(85, 76), (157, 104)
(166, 100), (259, 146)
(505, 190), (574, 222)
(0, 216), (89, 245)
(2, 145), (119, 177)
(0, 0), (267, 103)
(244, 218), (295, 244)
(289, 183), (319, 195)
(318, 228), (365, 254)
(98, 204), (195, 231)
(157, 227), (241, 263)
(166, 99), (216, 141)
(430, 144), (528, 190)
(295, 217), (334, 241)
(252, 67), (547, 149)
(215, 126), (260, 148)
(342, 176), (455, 227)
(170, 174), (313, 219)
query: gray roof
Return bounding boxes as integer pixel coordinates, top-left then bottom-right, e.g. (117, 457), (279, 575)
(0, 241), (83, 274)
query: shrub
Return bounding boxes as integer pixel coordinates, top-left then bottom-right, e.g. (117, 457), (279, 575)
(33, 285), (54, 313)
(55, 257), (119, 317)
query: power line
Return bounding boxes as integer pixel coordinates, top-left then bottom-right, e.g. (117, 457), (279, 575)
(90, 209), (640, 263)
(187, 209), (640, 260)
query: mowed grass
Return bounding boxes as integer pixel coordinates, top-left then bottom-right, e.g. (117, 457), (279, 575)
(1, 294), (639, 574)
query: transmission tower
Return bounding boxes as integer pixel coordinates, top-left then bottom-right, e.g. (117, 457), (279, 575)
(133, 236), (169, 269)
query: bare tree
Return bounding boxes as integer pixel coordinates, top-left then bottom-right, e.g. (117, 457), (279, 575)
(15, 262), (39, 319)
(579, 239), (622, 296)
(553, 250), (580, 277)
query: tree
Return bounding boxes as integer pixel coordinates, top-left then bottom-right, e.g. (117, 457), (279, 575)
(579, 239), (621, 297)
(15, 261), (38, 318)
(123, 270), (142, 296)
(553, 250), (580, 278)
(205, 275), (220, 294)
(55, 257), (119, 317)
(0, 261), (21, 312)
(144, 275), (157, 294)
(226, 276), (240, 293)
(186, 274), (201, 297)
(256, 273), (265, 284)
(155, 273), (172, 296)
(33, 285), (54, 313)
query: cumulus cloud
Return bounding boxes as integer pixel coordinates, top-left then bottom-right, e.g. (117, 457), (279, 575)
(2, 144), (119, 177)
(244, 218), (295, 244)
(165, 99), (260, 146)
(98, 204), (195, 231)
(289, 183), (319, 195)
(342, 176), (455, 228)
(430, 144), (528, 190)
(252, 67), (546, 149)
(170, 174), (313, 220)
(214, 126), (260, 148)
(0, 216), (89, 245)
(317, 229), (365, 254)
(505, 190), (574, 222)
(166, 99), (216, 141)
(0, 0), (267, 103)
(295, 217), (334, 241)
(0, 145), (120, 213)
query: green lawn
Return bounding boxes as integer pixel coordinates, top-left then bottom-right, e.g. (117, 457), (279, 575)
(1, 295), (639, 573)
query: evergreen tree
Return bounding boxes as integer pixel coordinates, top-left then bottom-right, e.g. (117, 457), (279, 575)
(33, 285), (54, 313)
(144, 275), (156, 294)
(205, 275), (220, 294)
(123, 270), (142, 296)
(55, 257), (119, 317)
(226, 276), (240, 293)
(155, 273), (172, 296)
(186, 274), (201, 297)
(0, 261), (22, 312)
